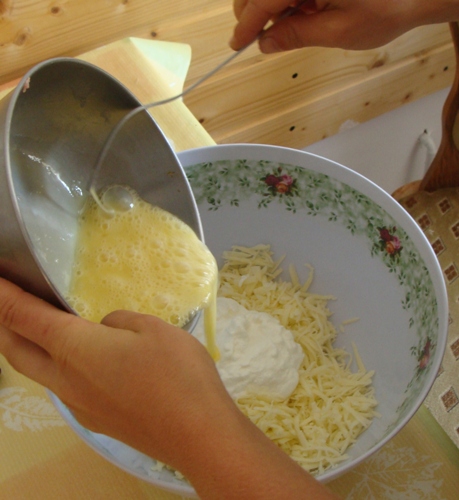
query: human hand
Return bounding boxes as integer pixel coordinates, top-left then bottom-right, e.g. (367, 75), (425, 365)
(0, 278), (344, 500)
(0, 277), (342, 499)
(230, 0), (459, 53)
(0, 277), (236, 473)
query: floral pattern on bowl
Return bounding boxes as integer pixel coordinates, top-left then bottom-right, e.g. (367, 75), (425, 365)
(187, 158), (439, 418)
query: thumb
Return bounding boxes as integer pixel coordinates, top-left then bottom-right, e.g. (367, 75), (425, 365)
(101, 309), (170, 333)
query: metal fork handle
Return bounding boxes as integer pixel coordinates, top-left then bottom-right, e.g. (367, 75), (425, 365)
(88, 1), (308, 192)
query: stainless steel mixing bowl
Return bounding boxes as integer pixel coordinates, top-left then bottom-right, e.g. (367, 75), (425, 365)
(0, 58), (203, 314)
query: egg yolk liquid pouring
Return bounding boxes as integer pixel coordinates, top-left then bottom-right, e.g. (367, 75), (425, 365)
(66, 186), (219, 360)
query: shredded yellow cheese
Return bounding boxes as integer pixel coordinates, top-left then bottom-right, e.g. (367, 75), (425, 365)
(218, 244), (378, 475)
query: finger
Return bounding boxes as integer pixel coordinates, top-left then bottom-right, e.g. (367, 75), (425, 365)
(230, 0), (293, 50)
(233, 0), (249, 20)
(101, 309), (172, 333)
(101, 309), (204, 353)
(0, 326), (56, 387)
(230, 3), (272, 50)
(259, 9), (349, 52)
(101, 310), (210, 364)
(0, 277), (95, 354)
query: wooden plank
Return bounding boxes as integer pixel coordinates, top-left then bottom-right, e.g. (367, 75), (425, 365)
(205, 41), (454, 149)
(0, 0), (229, 84)
(182, 25), (452, 118)
(168, 19), (452, 86)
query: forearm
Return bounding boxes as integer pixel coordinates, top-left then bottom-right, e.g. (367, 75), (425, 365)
(173, 402), (340, 500)
(415, 0), (459, 25)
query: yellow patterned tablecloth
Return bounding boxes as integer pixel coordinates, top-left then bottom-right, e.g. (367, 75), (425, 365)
(1, 39), (459, 499)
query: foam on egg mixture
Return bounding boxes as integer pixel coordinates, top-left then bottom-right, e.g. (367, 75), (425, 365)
(66, 187), (218, 344)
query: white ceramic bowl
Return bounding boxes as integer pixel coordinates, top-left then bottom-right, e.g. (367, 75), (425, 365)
(50, 144), (448, 498)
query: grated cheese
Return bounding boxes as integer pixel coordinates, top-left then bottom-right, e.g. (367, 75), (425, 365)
(218, 244), (378, 475)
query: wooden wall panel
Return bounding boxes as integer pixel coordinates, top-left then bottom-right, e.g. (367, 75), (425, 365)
(183, 25), (455, 147)
(0, 0), (228, 83)
(0, 0), (455, 149)
(211, 41), (454, 148)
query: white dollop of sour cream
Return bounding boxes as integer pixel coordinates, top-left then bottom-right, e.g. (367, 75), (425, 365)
(193, 297), (304, 401)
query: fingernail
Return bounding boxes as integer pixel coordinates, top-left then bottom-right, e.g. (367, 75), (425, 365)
(229, 35), (238, 50)
(260, 37), (281, 54)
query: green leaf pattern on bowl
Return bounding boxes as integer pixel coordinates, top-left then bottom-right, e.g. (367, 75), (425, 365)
(187, 159), (439, 419)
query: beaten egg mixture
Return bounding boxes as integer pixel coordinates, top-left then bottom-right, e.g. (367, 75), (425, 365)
(66, 186), (219, 359)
